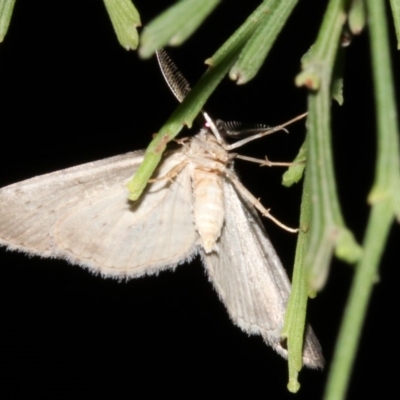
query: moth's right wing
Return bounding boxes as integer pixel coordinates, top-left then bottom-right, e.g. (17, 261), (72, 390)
(202, 179), (324, 368)
(0, 150), (199, 278)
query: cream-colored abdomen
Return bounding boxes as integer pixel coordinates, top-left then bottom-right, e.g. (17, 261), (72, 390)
(192, 168), (225, 253)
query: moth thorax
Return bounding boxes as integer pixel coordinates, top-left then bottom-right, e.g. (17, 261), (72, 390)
(192, 169), (225, 253)
(188, 132), (231, 165)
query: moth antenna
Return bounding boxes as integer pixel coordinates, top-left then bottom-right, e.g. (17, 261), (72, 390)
(218, 120), (271, 138)
(156, 49), (191, 103)
(156, 49), (220, 138)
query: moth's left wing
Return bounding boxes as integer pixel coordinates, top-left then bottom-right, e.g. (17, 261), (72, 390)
(0, 150), (200, 278)
(202, 178), (324, 368)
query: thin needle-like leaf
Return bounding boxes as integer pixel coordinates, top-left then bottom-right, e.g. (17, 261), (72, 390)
(348, 0), (366, 35)
(129, 7), (264, 201)
(282, 140), (307, 187)
(282, 169), (316, 393)
(139, 0), (221, 59)
(0, 0), (16, 42)
(205, 0), (273, 67)
(103, 0), (141, 50)
(229, 0), (298, 84)
(296, 0), (361, 291)
(127, 47), (244, 201)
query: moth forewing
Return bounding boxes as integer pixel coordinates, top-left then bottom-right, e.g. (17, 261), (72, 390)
(0, 150), (200, 278)
(0, 152), (144, 256)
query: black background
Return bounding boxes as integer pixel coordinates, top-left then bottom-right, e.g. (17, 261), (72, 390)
(0, 1), (398, 399)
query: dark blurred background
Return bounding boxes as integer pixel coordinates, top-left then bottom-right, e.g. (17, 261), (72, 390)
(0, 1), (398, 399)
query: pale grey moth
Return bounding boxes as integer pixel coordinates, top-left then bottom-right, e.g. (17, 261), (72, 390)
(0, 50), (323, 368)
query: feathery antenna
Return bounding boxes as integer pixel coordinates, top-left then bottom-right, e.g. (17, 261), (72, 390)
(156, 49), (191, 103)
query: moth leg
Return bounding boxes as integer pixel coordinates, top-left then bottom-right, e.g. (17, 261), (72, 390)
(149, 160), (188, 183)
(225, 169), (298, 233)
(235, 154), (305, 168)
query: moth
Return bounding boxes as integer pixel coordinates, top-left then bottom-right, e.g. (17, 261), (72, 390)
(0, 50), (323, 368)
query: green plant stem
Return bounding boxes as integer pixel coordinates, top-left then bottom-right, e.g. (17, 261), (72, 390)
(367, 0), (400, 213)
(296, 0), (361, 291)
(323, 203), (393, 400)
(282, 165), (312, 393)
(324, 0), (400, 398)
(129, 3), (267, 201)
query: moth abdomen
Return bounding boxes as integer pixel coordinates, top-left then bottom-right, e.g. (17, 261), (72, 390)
(192, 169), (224, 253)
